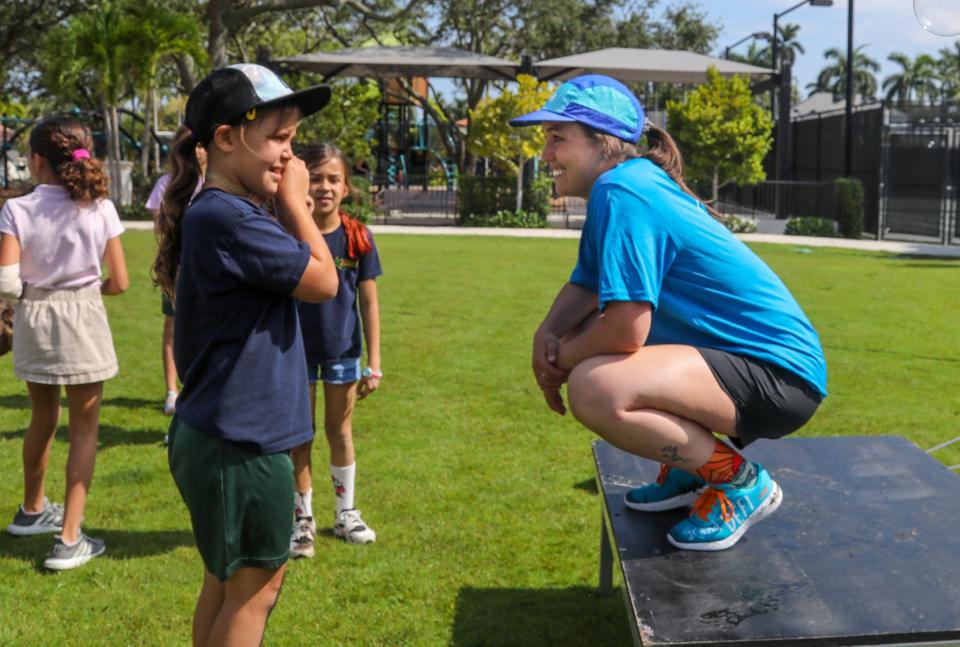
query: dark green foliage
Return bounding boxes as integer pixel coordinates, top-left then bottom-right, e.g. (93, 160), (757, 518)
(785, 216), (836, 237)
(116, 203), (154, 220)
(835, 177), (864, 239)
(459, 209), (548, 228)
(458, 173), (551, 220)
(342, 175), (375, 224)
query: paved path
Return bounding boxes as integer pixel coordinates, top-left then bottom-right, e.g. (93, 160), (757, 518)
(122, 221), (960, 258)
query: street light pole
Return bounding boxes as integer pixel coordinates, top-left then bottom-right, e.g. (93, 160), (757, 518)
(845, 0), (854, 176)
(723, 32), (770, 60)
(770, 1), (834, 131)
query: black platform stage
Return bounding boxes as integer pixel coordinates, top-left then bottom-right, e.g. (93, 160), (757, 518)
(592, 436), (960, 646)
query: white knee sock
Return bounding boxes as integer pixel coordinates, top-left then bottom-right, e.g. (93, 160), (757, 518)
(294, 488), (313, 519)
(329, 463), (356, 514)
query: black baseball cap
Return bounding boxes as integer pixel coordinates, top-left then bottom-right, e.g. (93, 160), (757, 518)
(185, 63), (331, 143)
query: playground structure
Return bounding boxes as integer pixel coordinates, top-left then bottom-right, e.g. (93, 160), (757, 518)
(375, 77), (458, 190)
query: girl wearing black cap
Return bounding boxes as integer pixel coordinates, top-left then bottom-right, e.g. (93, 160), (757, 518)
(153, 64), (337, 646)
(514, 75), (826, 552)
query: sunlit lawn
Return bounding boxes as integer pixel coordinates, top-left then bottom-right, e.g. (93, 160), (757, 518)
(0, 231), (957, 646)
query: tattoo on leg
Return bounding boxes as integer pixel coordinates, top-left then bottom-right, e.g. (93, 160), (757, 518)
(660, 445), (691, 464)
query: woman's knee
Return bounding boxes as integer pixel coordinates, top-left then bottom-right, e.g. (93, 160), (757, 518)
(567, 360), (618, 427)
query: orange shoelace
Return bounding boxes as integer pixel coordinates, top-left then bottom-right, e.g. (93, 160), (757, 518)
(691, 487), (734, 523)
(655, 463), (671, 484)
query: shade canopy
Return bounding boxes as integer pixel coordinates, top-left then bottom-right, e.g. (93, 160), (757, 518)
(274, 46), (519, 81)
(534, 48), (773, 84)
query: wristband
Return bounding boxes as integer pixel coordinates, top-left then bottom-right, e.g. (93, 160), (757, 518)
(362, 367), (383, 379)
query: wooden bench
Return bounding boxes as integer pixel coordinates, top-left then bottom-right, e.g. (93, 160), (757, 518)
(592, 436), (960, 646)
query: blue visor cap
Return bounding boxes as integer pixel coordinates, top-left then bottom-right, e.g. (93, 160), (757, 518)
(509, 75), (644, 143)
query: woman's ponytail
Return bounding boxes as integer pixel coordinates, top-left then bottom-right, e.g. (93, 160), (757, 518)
(642, 124), (723, 221)
(152, 130), (202, 300)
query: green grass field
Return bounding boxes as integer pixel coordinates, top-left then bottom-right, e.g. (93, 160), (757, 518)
(0, 231), (958, 646)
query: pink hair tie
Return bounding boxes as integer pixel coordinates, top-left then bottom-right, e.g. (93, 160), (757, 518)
(71, 148), (90, 161)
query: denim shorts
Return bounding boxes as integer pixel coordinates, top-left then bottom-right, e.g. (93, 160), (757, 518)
(697, 347), (823, 448)
(307, 357), (361, 384)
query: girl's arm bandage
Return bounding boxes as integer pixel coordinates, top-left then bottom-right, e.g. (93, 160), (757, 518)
(0, 264), (23, 299)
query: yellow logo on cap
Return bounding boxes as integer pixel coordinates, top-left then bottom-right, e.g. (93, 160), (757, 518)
(246, 108), (257, 121)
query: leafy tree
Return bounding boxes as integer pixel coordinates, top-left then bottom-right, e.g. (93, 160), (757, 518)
(294, 79), (381, 166)
(0, 1), (85, 100)
(203, 0), (417, 69)
(651, 2), (718, 54)
(883, 52), (939, 104)
(126, 1), (206, 175)
(666, 67), (773, 201)
(467, 74), (553, 210)
(515, 0), (655, 59)
(806, 45), (879, 100)
(42, 1), (141, 198)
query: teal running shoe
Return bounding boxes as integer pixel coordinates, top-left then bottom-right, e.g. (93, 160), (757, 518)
(666, 464), (782, 551)
(624, 464), (706, 512)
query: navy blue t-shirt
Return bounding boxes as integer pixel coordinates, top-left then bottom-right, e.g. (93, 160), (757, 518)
(174, 188), (314, 454)
(297, 224), (382, 363)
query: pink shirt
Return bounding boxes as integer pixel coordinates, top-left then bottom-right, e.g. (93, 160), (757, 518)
(0, 184), (124, 290)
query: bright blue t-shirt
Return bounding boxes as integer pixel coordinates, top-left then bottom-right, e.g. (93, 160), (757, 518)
(570, 158), (827, 397)
(297, 223), (382, 363)
(174, 188), (314, 453)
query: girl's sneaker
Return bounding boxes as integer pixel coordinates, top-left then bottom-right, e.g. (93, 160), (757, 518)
(43, 532), (106, 570)
(334, 509), (376, 544)
(6, 498), (64, 536)
(624, 464), (706, 511)
(666, 464), (782, 552)
(289, 515), (317, 559)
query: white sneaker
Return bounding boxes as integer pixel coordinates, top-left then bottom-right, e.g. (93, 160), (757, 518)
(333, 509), (376, 544)
(163, 390), (178, 416)
(289, 516), (316, 559)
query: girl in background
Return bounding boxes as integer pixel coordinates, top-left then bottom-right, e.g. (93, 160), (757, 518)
(289, 143), (382, 558)
(0, 115), (128, 570)
(145, 127), (206, 417)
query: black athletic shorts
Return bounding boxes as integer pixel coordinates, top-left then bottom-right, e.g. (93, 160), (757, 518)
(697, 347), (823, 448)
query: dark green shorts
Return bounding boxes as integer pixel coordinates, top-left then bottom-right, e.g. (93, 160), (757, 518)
(167, 417), (293, 581)
(161, 295), (175, 317)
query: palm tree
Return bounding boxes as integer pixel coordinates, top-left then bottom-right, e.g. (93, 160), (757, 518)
(759, 22), (804, 69)
(125, 1), (206, 175)
(883, 52), (939, 104)
(936, 42), (960, 101)
(43, 1), (140, 199)
(729, 40), (771, 68)
(807, 45), (880, 100)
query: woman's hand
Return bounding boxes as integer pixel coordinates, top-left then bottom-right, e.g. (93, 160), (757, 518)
(532, 329), (570, 415)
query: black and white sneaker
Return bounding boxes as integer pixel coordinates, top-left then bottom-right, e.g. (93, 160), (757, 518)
(289, 516), (316, 559)
(6, 498), (64, 536)
(333, 509), (376, 544)
(43, 533), (106, 571)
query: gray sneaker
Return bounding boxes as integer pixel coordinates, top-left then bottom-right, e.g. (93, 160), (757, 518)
(43, 533), (106, 571)
(7, 498), (64, 536)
